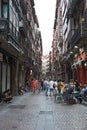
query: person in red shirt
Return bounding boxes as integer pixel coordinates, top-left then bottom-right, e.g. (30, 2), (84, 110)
(31, 79), (37, 94)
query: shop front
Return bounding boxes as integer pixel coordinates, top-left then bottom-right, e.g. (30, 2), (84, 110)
(0, 52), (12, 101)
(72, 49), (87, 87)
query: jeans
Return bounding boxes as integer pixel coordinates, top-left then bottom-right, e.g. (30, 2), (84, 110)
(45, 87), (49, 96)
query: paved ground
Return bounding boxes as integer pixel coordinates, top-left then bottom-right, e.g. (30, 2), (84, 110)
(0, 91), (87, 130)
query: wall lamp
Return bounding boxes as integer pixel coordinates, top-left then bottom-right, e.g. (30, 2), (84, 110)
(74, 46), (78, 49)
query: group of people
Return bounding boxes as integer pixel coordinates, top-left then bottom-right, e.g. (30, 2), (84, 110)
(18, 78), (40, 95)
(41, 78), (87, 103)
(18, 82), (31, 95)
(42, 78), (57, 96)
(1, 77), (87, 104)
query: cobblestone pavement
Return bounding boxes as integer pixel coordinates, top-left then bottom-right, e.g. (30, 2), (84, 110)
(0, 92), (87, 130)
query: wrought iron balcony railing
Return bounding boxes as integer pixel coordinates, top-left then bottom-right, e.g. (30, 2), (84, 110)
(70, 0), (78, 12)
(0, 18), (21, 51)
(20, 0), (27, 15)
(71, 28), (81, 47)
(30, 0), (34, 7)
(66, 0), (81, 19)
(19, 20), (27, 37)
(67, 21), (87, 49)
(0, 18), (8, 40)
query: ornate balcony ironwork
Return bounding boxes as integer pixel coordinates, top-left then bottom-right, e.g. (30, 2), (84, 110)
(71, 28), (81, 47)
(66, 0), (81, 19)
(0, 18), (21, 51)
(0, 18), (8, 40)
(67, 21), (87, 49)
(70, 0), (78, 12)
(20, 0), (27, 15)
(12, 0), (20, 13)
(30, 0), (34, 7)
(19, 20), (27, 37)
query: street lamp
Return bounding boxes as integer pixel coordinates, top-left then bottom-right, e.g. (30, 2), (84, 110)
(84, 62), (87, 67)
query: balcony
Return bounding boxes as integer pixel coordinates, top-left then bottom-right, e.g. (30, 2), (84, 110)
(19, 20), (27, 37)
(0, 18), (20, 51)
(70, 0), (78, 12)
(20, 0), (27, 15)
(66, 0), (81, 19)
(67, 21), (87, 49)
(71, 28), (80, 48)
(0, 18), (8, 40)
(12, 0), (20, 13)
(30, 0), (34, 7)
(66, 2), (72, 19)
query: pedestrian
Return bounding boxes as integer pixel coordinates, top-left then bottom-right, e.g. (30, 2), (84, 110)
(43, 78), (47, 91)
(57, 79), (64, 94)
(53, 79), (58, 96)
(41, 79), (44, 91)
(49, 78), (54, 96)
(66, 79), (74, 94)
(31, 78), (37, 94)
(43, 78), (49, 96)
(45, 79), (50, 96)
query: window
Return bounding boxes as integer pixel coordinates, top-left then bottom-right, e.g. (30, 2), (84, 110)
(2, 3), (8, 18)
(9, 0), (19, 32)
(9, 0), (19, 42)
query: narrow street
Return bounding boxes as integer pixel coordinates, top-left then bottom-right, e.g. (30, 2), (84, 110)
(0, 92), (87, 130)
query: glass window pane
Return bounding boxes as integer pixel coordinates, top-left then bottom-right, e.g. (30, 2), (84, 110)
(2, 4), (8, 18)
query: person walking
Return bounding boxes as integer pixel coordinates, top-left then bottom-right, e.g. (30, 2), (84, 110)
(41, 79), (44, 91)
(49, 78), (54, 96)
(31, 79), (37, 94)
(43, 78), (49, 96)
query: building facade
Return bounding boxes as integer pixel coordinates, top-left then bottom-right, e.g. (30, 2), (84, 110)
(0, 0), (42, 98)
(52, 0), (87, 86)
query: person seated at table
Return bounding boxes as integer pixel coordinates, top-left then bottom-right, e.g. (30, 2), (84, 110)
(74, 80), (81, 92)
(2, 89), (13, 103)
(67, 79), (74, 94)
(75, 84), (87, 103)
(81, 85), (87, 95)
